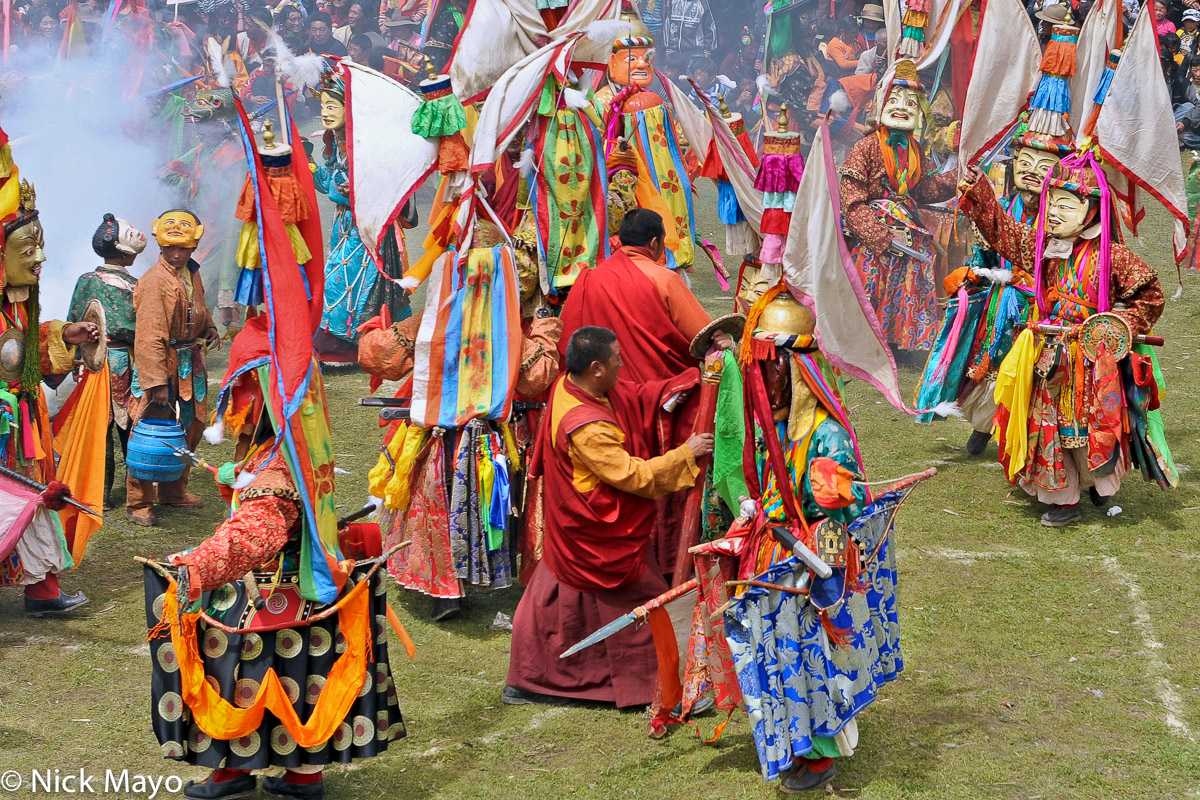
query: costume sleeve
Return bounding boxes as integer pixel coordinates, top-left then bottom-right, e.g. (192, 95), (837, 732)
(191, 268), (216, 335)
(804, 419), (865, 525)
(827, 39), (858, 71)
(172, 495), (299, 601)
(133, 273), (172, 390)
(515, 317), (563, 399)
(359, 314), (422, 381)
(962, 179), (1032, 270)
(839, 140), (893, 257)
(912, 158), (959, 204)
(1110, 245), (1165, 335)
(39, 320), (74, 376)
(569, 421), (699, 499)
(662, 271), (713, 341)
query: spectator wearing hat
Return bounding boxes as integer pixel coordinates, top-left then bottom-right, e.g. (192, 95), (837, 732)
(381, 4), (423, 49)
(1179, 9), (1200, 56)
(857, 3), (884, 50)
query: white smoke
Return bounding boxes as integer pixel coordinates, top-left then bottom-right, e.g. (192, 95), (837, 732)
(3, 53), (203, 321)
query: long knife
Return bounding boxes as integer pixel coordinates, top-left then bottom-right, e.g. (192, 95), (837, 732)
(559, 576), (700, 659)
(0, 463), (140, 535)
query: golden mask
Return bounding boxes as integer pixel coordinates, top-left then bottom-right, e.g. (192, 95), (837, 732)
(4, 219), (44, 287)
(756, 292), (815, 337)
(152, 210), (204, 249)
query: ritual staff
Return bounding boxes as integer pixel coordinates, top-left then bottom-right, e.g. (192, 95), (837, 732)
(840, 60), (957, 355)
(558, 209), (733, 578)
(0, 175), (98, 616)
(126, 209), (221, 527)
(68, 213), (147, 508)
(502, 326), (711, 706)
(959, 156), (1170, 526)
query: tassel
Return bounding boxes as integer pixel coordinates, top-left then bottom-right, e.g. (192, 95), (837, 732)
(820, 611), (855, 649)
(717, 180), (745, 225)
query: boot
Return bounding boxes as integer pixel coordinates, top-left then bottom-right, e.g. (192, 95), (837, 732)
(965, 430), (990, 456)
(183, 772), (256, 800)
(1040, 503), (1081, 527)
(779, 760), (836, 793)
(24, 590), (88, 617)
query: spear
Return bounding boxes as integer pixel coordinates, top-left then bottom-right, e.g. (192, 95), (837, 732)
(559, 577), (700, 659)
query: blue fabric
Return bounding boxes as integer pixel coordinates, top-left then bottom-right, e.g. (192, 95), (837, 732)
(489, 451), (510, 532)
(438, 249), (467, 429)
(234, 265), (264, 308)
(1030, 74), (1070, 115)
(717, 180), (746, 224)
(487, 244), (513, 421)
(726, 490), (906, 781)
(313, 152), (377, 343)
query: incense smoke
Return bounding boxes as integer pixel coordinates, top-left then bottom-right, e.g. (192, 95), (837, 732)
(2, 52), (202, 321)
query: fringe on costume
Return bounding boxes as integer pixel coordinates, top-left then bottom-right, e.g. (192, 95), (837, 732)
(236, 166), (310, 225)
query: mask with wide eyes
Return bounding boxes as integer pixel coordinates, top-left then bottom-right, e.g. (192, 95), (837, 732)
(3, 221), (45, 287)
(608, 45), (655, 89)
(1013, 147), (1060, 195)
(881, 86), (924, 132)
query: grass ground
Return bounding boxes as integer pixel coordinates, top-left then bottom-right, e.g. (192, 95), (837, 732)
(1, 187), (1198, 800)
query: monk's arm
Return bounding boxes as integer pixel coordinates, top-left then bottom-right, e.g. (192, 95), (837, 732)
(569, 422), (699, 499)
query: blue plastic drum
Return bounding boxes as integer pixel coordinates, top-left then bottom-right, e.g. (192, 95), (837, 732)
(126, 418), (187, 483)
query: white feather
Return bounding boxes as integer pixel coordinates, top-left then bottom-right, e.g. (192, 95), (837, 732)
(738, 496), (757, 520)
(828, 88), (851, 116)
(367, 495), (385, 515)
(972, 267), (1013, 285)
(716, 73), (737, 90)
(585, 19), (634, 45)
(1173, 282), (1184, 300)
(202, 418), (225, 445)
(756, 73), (772, 98)
(283, 52), (327, 94)
(233, 469), (257, 490)
(564, 87), (590, 110)
(206, 38), (232, 89)
(399, 276), (420, 290)
(931, 401), (963, 419)
(514, 147), (535, 175)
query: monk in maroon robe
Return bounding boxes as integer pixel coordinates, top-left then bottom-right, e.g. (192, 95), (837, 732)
(558, 210), (731, 578)
(503, 326), (713, 707)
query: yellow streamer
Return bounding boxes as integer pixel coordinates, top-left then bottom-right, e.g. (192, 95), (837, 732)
(993, 329), (1041, 480)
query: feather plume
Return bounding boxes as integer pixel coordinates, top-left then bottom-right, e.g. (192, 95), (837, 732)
(756, 73), (772, 98)
(564, 87), (590, 110)
(202, 418), (225, 445)
(930, 401), (962, 418)
(399, 276), (421, 290)
(1173, 282), (1184, 300)
(514, 147), (535, 175)
(233, 469), (257, 490)
(972, 267), (1013, 285)
(828, 88), (851, 116)
(282, 52), (327, 93)
(585, 19), (634, 45)
(206, 38), (233, 88)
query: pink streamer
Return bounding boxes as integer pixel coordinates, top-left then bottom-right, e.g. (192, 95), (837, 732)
(928, 285), (969, 385)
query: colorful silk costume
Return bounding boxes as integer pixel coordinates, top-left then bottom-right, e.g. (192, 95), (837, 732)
(839, 131), (957, 351)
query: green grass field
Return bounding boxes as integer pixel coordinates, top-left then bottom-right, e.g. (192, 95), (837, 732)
(0, 188), (1197, 799)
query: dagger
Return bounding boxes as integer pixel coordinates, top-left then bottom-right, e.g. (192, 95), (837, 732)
(559, 576), (700, 659)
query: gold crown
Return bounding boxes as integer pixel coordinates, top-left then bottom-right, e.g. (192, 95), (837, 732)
(18, 179), (35, 212)
(893, 59), (921, 86)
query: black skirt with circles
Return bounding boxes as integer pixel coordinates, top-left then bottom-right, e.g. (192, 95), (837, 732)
(144, 566), (406, 770)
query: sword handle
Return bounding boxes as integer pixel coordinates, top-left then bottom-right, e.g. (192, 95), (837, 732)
(770, 526), (833, 579)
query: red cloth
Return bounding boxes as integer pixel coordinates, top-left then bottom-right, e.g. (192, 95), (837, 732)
(556, 248), (702, 578)
(558, 248), (694, 383)
(537, 376), (689, 592)
(505, 558), (666, 707)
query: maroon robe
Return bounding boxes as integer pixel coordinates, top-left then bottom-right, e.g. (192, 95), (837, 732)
(557, 249), (701, 576)
(507, 372), (697, 707)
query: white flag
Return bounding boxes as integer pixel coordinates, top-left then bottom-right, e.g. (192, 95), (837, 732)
(782, 122), (906, 411)
(958, 0), (1041, 165)
(1096, 5), (1190, 260)
(342, 61), (439, 266)
(1070, 0), (1119, 136)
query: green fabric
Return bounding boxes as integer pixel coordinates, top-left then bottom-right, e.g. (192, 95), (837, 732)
(51, 510), (74, 572)
(712, 351), (749, 511)
(1184, 152), (1200, 221)
(768, 10), (791, 59)
(217, 461), (237, 487)
(156, 93), (188, 159)
(411, 94), (467, 138)
(806, 735), (842, 760)
(1139, 344), (1178, 486)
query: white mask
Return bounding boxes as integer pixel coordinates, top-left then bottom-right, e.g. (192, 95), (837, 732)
(881, 86), (923, 132)
(1013, 147), (1060, 198)
(1045, 187), (1092, 239)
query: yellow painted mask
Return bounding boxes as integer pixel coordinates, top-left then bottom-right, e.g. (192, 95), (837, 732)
(152, 210), (204, 248)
